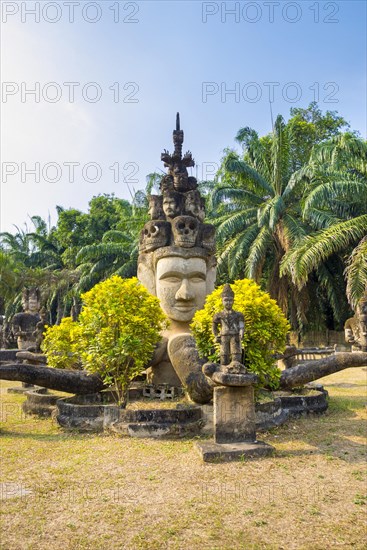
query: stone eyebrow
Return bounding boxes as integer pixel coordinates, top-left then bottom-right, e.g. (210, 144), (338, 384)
(188, 272), (206, 279)
(159, 271), (206, 279)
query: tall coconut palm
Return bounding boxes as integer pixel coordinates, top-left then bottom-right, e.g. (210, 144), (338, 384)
(281, 134), (367, 310)
(210, 115), (315, 329)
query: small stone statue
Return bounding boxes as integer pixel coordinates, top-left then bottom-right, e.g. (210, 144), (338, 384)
(344, 290), (367, 352)
(11, 288), (41, 350)
(32, 307), (48, 353)
(212, 284), (245, 373)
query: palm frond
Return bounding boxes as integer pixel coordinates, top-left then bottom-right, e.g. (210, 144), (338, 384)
(345, 236), (367, 309)
(216, 208), (258, 242)
(224, 157), (273, 196)
(304, 178), (367, 218)
(280, 215), (367, 287)
(245, 227), (271, 280)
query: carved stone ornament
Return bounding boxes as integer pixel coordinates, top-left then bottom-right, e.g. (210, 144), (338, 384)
(148, 195), (165, 220)
(200, 224), (216, 253)
(162, 191), (183, 219)
(171, 216), (199, 248)
(139, 221), (171, 253)
(184, 190), (204, 221)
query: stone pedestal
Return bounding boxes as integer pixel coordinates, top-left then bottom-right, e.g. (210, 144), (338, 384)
(214, 386), (256, 443)
(196, 369), (274, 462)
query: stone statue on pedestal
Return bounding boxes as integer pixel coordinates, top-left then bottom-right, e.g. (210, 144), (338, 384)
(196, 285), (274, 462)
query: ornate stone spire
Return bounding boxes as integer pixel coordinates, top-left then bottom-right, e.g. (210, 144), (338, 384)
(139, 114), (216, 259)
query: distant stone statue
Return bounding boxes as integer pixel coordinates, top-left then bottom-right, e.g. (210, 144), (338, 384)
(212, 285), (245, 374)
(32, 307), (48, 353)
(11, 288), (41, 350)
(344, 290), (367, 352)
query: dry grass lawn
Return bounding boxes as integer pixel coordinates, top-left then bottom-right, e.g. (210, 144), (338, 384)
(1, 367), (366, 550)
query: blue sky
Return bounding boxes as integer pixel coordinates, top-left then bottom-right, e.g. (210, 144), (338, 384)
(1, 0), (366, 232)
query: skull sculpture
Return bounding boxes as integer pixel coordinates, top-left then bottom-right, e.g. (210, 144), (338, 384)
(171, 216), (199, 248)
(139, 221), (171, 253)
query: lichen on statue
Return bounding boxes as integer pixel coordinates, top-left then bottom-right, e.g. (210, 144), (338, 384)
(137, 114), (216, 403)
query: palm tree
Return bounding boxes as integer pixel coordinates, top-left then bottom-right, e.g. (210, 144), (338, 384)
(210, 115), (315, 329)
(76, 230), (138, 292)
(281, 134), (367, 310)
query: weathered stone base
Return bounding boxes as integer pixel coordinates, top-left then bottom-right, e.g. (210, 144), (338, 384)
(195, 440), (274, 462)
(0, 350), (19, 362)
(110, 419), (203, 439)
(22, 388), (60, 417)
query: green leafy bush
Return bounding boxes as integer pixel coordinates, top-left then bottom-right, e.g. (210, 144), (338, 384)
(43, 276), (168, 405)
(190, 279), (290, 389)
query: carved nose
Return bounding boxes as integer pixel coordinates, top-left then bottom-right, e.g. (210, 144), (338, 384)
(175, 279), (194, 301)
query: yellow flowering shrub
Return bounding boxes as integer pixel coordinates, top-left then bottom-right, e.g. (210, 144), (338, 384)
(42, 276), (167, 405)
(78, 276), (167, 405)
(190, 279), (290, 389)
(42, 317), (82, 370)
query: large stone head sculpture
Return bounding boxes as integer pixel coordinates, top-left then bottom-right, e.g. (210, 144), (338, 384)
(138, 114), (216, 328)
(138, 247), (216, 324)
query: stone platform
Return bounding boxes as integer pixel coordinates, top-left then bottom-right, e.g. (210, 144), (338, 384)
(195, 440), (274, 462)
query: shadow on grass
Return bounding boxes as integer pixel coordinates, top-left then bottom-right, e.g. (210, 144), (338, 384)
(0, 428), (100, 442)
(269, 395), (366, 464)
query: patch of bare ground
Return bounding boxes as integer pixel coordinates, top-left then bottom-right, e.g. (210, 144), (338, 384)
(1, 369), (366, 550)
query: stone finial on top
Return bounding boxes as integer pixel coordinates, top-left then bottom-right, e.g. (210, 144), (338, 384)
(139, 114), (216, 257)
(160, 112), (197, 194)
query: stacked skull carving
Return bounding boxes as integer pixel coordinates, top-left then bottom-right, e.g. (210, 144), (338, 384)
(139, 113), (216, 256)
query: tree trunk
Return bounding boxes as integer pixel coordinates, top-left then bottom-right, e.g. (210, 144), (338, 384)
(0, 363), (105, 394)
(279, 352), (367, 390)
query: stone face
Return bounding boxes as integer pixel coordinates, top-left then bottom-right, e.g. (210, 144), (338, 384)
(156, 257), (207, 323)
(184, 190), (205, 221)
(148, 195), (165, 220)
(214, 385), (257, 444)
(162, 191), (183, 219)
